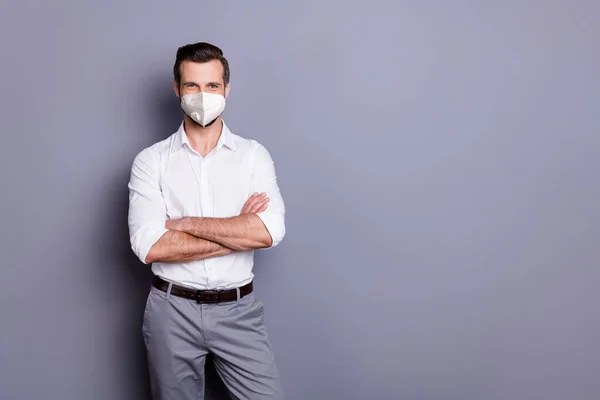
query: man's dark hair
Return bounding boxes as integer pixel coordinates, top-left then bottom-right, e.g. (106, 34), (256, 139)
(173, 42), (230, 88)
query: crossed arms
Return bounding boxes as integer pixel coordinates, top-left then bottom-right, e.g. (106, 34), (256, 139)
(127, 144), (285, 265)
(146, 194), (271, 264)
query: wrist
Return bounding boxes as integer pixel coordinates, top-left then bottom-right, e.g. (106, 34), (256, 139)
(181, 217), (193, 232)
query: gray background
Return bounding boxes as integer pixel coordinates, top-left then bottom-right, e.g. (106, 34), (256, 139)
(1, 1), (599, 399)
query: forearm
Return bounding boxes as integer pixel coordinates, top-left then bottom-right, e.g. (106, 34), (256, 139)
(175, 214), (272, 251)
(145, 230), (235, 264)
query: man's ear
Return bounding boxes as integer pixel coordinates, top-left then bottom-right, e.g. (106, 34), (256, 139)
(174, 81), (180, 98)
(225, 83), (231, 98)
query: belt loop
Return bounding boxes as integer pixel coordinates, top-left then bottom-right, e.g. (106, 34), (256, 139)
(166, 282), (173, 299)
(236, 287), (240, 301)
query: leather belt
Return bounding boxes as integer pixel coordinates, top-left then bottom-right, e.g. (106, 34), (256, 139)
(153, 275), (253, 303)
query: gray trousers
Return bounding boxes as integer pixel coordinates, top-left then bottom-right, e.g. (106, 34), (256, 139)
(142, 282), (283, 400)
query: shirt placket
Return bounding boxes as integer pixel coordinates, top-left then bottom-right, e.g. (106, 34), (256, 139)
(199, 155), (215, 286)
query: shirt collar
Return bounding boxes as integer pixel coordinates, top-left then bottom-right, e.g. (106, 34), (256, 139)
(172, 120), (237, 153)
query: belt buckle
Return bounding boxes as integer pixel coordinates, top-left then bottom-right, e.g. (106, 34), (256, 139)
(197, 289), (220, 303)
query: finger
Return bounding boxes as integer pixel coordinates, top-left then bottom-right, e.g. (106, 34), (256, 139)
(258, 198), (270, 212)
(245, 192), (266, 209)
(246, 192), (259, 201)
(246, 192), (264, 204)
(247, 200), (265, 213)
(249, 197), (269, 213)
(242, 193), (259, 212)
(242, 199), (253, 213)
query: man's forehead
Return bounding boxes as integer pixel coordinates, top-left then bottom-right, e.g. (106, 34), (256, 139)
(181, 60), (223, 76)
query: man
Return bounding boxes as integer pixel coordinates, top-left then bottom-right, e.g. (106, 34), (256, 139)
(127, 42), (285, 400)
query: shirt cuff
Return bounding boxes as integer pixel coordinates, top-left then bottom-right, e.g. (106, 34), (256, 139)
(255, 212), (285, 248)
(132, 225), (169, 264)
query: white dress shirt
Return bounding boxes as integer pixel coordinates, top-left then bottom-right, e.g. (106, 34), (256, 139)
(127, 120), (285, 290)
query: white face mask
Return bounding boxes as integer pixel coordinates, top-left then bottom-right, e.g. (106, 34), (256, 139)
(180, 92), (226, 127)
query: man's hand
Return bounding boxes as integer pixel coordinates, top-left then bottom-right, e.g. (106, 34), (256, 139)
(241, 192), (269, 214)
(165, 218), (184, 231)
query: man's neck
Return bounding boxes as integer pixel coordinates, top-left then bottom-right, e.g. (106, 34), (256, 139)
(183, 116), (223, 157)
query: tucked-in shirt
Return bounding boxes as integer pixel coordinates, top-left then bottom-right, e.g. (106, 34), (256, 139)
(127, 120), (285, 289)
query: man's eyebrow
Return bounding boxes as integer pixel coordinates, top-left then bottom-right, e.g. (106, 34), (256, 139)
(182, 81), (221, 86)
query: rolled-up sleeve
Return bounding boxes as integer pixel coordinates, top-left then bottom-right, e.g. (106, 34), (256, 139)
(127, 148), (169, 264)
(250, 143), (286, 249)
